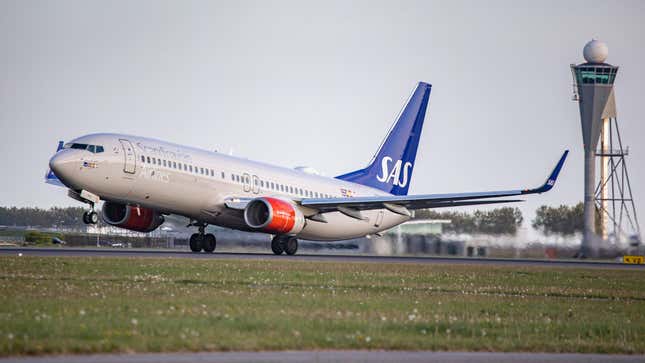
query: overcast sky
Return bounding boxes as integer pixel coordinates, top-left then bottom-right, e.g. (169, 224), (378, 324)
(1, 0), (644, 235)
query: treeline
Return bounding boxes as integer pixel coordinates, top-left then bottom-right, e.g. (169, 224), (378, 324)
(415, 207), (524, 235)
(416, 203), (585, 236)
(0, 207), (87, 228)
(532, 203), (584, 236)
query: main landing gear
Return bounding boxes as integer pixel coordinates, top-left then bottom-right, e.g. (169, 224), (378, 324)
(271, 235), (298, 256)
(189, 223), (216, 253)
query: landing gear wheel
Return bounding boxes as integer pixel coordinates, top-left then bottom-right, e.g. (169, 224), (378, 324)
(271, 236), (284, 255)
(203, 233), (216, 253)
(82, 211), (98, 225)
(88, 211), (98, 224)
(189, 233), (203, 252)
(284, 237), (298, 256)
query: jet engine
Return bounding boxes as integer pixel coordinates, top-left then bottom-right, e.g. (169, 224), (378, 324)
(101, 202), (164, 233)
(244, 197), (305, 235)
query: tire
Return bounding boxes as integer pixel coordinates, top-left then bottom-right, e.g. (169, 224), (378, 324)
(82, 212), (90, 225)
(203, 233), (216, 253)
(284, 237), (298, 256)
(189, 234), (203, 252)
(271, 236), (284, 255)
(88, 211), (99, 224)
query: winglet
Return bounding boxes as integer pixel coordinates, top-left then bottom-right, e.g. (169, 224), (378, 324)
(523, 150), (569, 194)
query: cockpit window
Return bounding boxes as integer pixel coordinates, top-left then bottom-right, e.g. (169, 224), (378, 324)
(70, 143), (89, 150)
(63, 143), (105, 153)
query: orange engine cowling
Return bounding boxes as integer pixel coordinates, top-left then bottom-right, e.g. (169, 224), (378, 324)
(101, 202), (164, 233)
(244, 197), (305, 235)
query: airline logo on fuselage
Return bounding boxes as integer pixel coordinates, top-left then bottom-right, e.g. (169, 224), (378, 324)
(376, 156), (412, 188)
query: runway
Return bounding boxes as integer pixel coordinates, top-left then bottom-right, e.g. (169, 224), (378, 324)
(0, 247), (643, 269)
(1, 350), (644, 363)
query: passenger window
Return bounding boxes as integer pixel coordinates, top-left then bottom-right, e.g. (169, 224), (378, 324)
(189, 165), (193, 172)
(260, 180), (264, 187)
(184, 164), (187, 171)
(163, 160), (167, 167)
(147, 156), (151, 163)
(231, 174), (235, 181)
(173, 162), (177, 169)
(221, 172), (225, 179)
(141, 155), (145, 163)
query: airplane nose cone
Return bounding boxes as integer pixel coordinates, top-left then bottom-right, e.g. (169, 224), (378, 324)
(49, 151), (78, 186)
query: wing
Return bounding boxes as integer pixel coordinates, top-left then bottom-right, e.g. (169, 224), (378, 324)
(300, 150), (569, 216)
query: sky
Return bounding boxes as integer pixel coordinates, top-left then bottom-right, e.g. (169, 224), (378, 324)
(1, 0), (644, 236)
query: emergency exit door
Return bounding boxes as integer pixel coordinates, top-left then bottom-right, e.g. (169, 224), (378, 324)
(119, 139), (136, 174)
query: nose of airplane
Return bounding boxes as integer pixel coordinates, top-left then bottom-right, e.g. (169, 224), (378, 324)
(49, 150), (78, 186)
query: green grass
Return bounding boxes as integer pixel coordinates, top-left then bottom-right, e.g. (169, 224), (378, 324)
(0, 256), (644, 356)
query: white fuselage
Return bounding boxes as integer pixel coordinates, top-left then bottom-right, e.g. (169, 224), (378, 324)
(50, 133), (410, 241)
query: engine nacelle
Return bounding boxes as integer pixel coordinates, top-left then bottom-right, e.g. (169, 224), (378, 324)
(101, 202), (164, 233)
(244, 197), (305, 235)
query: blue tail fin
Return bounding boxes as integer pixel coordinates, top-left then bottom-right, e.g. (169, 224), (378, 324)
(336, 82), (431, 195)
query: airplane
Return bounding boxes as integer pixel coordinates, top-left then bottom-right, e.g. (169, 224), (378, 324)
(47, 82), (568, 255)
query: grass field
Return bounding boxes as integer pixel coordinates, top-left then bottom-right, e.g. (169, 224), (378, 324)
(0, 256), (644, 356)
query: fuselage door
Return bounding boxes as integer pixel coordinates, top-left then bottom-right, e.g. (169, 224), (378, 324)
(252, 175), (260, 194)
(242, 173), (251, 193)
(119, 139), (136, 174)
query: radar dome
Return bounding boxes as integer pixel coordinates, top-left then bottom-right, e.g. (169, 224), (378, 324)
(583, 39), (608, 63)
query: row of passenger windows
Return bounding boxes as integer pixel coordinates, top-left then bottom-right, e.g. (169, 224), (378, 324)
(228, 173), (333, 199)
(141, 155), (334, 199)
(141, 155), (219, 177)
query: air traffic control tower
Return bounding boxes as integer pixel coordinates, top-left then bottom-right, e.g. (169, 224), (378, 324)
(571, 40), (641, 257)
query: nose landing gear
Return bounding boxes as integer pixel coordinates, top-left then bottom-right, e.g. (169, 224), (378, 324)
(72, 190), (101, 225)
(188, 222), (216, 253)
(82, 210), (99, 225)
